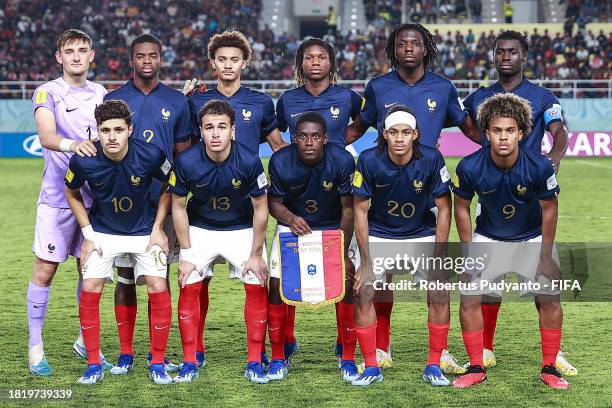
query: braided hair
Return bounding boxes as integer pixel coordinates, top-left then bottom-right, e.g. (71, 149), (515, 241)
(294, 37), (338, 86)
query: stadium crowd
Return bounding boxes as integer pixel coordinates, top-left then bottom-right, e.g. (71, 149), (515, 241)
(0, 0), (609, 90)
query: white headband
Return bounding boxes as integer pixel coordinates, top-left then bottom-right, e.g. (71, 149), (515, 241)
(385, 111), (417, 131)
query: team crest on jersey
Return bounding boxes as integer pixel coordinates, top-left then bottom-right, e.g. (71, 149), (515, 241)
(271, 259), (278, 268)
(330, 106), (340, 120)
(131, 175), (141, 186)
(242, 109), (252, 123)
(232, 178), (242, 189)
(413, 179), (424, 193)
(427, 98), (437, 112)
(161, 108), (171, 123)
(322, 180), (334, 191)
(516, 184), (527, 195)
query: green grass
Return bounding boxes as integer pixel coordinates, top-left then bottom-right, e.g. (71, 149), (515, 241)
(0, 157), (611, 408)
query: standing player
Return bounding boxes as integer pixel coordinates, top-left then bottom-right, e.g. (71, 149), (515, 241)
(266, 112), (357, 381)
(65, 100), (173, 385)
(170, 100), (270, 384)
(452, 93), (569, 389)
(275, 37), (363, 362)
(345, 22), (479, 374)
(351, 105), (453, 386)
(184, 30), (286, 367)
(27, 29), (109, 375)
(462, 30), (574, 375)
(104, 34), (192, 374)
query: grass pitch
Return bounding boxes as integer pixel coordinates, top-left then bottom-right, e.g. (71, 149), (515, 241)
(0, 157), (611, 408)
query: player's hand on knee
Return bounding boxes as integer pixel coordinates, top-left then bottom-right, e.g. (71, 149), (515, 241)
(536, 253), (561, 281)
(146, 227), (169, 254)
(81, 239), (101, 266)
(289, 216), (311, 236)
(71, 140), (97, 157)
(243, 255), (268, 287)
(345, 255), (356, 283)
(178, 261), (196, 288)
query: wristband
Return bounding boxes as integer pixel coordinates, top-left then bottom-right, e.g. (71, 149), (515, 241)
(60, 138), (75, 152)
(180, 247), (198, 265)
(81, 225), (96, 241)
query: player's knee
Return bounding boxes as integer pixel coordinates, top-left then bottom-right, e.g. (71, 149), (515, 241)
(459, 296), (481, 313)
(82, 278), (104, 293)
(146, 277), (168, 293)
(31, 258), (58, 286)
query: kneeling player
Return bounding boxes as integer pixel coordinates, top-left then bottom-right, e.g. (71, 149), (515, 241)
(452, 93), (568, 389)
(267, 112), (357, 381)
(171, 100), (269, 384)
(352, 106), (453, 386)
(65, 100), (173, 385)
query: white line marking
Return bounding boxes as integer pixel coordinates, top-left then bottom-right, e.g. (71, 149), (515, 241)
(574, 160), (612, 170)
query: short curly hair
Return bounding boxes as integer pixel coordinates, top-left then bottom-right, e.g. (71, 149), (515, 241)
(476, 93), (533, 136)
(95, 100), (132, 127)
(198, 99), (236, 126)
(207, 31), (252, 63)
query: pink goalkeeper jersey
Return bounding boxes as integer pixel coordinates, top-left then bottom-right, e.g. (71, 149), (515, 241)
(32, 77), (107, 208)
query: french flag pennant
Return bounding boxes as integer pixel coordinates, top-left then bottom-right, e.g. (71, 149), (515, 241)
(278, 230), (346, 307)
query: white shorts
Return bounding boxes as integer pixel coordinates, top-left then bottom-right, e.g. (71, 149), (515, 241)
(82, 232), (167, 284)
(32, 204), (83, 263)
(184, 226), (265, 286)
(269, 224), (291, 279)
(460, 233), (560, 296)
(115, 215), (179, 268)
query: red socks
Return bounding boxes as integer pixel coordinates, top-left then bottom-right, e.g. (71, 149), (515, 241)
(335, 302), (342, 345)
(114, 304), (137, 356)
(244, 284), (268, 363)
(338, 301), (357, 361)
(481, 302), (501, 351)
(196, 283), (209, 354)
(374, 301), (393, 352)
(178, 282), (203, 364)
(285, 305), (296, 344)
(356, 322), (378, 368)
(540, 328), (562, 367)
(79, 291), (102, 365)
(426, 322), (450, 366)
(268, 303), (287, 361)
(149, 291), (172, 365)
(462, 329), (484, 368)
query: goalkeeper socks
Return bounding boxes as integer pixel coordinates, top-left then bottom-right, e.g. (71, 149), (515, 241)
(196, 283), (209, 354)
(244, 284), (268, 363)
(481, 302), (501, 351)
(374, 301), (393, 352)
(178, 282), (202, 364)
(285, 305), (296, 344)
(115, 305), (137, 355)
(79, 291), (102, 365)
(27, 281), (50, 347)
(335, 302), (342, 345)
(540, 328), (562, 367)
(462, 329), (484, 369)
(426, 322), (450, 366)
(149, 290), (172, 365)
(268, 302), (287, 361)
(339, 301), (357, 361)
(356, 322), (378, 368)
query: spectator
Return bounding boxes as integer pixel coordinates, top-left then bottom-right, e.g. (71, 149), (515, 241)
(326, 6), (337, 36)
(503, 0), (514, 24)
(424, 0), (438, 24)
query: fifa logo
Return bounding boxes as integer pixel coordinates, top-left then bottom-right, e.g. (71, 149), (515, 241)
(413, 179), (423, 193)
(427, 98), (437, 112)
(242, 109), (252, 123)
(322, 180), (334, 191)
(232, 178), (242, 189)
(330, 106), (340, 120)
(517, 185), (527, 195)
(307, 264), (317, 276)
(131, 175), (141, 186)
(161, 108), (171, 123)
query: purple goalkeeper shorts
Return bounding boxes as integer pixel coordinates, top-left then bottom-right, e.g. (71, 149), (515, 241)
(32, 204), (83, 263)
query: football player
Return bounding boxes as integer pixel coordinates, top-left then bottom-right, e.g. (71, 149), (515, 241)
(452, 93), (568, 389)
(170, 100), (270, 384)
(64, 100), (173, 385)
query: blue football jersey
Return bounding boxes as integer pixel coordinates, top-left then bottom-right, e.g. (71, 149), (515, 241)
(276, 85), (362, 147)
(268, 143), (355, 229)
(452, 148), (560, 241)
(170, 142), (268, 230)
(189, 86), (278, 156)
(353, 145), (451, 239)
(104, 80), (192, 159)
(359, 71), (467, 147)
(65, 138), (171, 235)
(463, 79), (565, 152)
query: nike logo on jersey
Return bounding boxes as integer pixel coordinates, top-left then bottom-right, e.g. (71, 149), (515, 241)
(290, 184), (305, 190)
(375, 183), (391, 188)
(290, 112), (302, 118)
(66, 107), (78, 112)
(195, 183), (209, 188)
(384, 102), (398, 108)
(480, 189), (496, 195)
